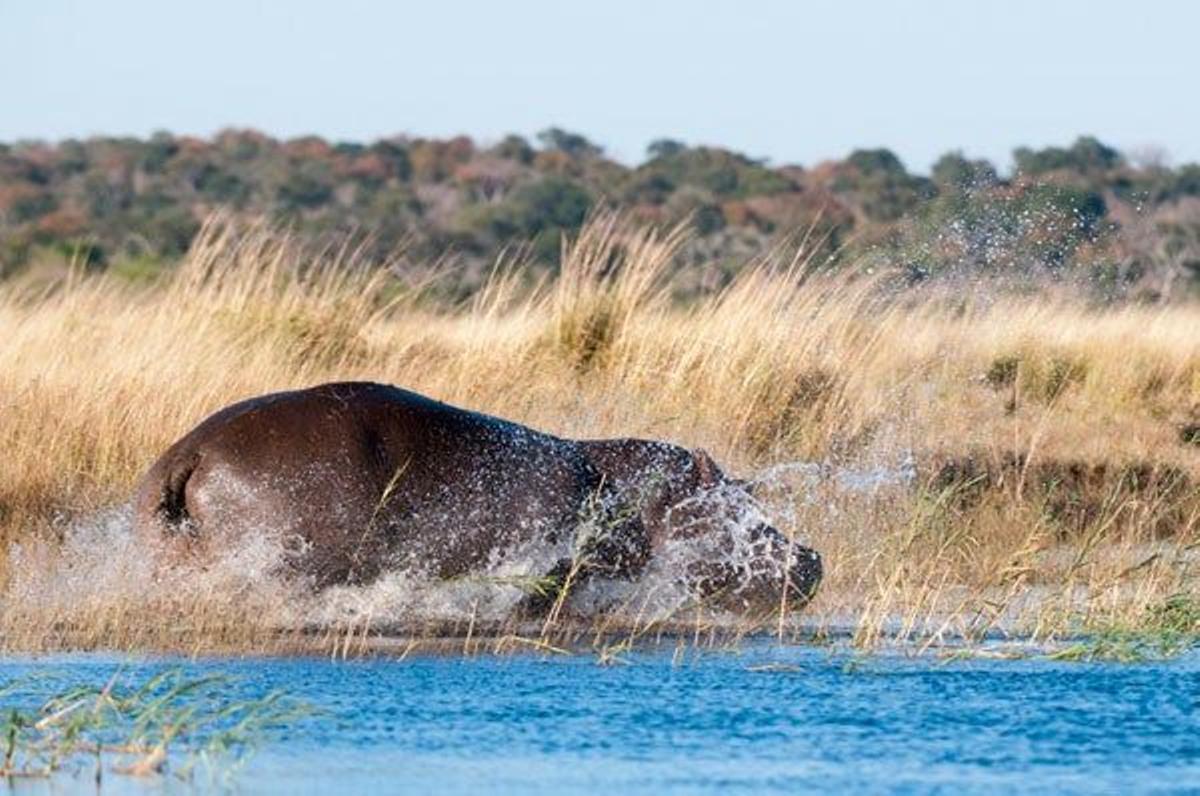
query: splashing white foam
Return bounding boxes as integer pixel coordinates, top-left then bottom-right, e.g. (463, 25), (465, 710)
(2, 455), (915, 634)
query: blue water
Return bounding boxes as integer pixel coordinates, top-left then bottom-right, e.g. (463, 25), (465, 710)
(1, 645), (1198, 794)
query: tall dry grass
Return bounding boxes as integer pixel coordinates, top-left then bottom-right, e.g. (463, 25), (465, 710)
(1, 214), (1198, 655)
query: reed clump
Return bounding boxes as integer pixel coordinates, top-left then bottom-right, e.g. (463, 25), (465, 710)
(0, 669), (311, 783)
(0, 213), (1198, 656)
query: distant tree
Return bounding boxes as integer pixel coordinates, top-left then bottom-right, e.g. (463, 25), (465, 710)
(664, 185), (724, 234)
(277, 165), (333, 210)
(82, 173), (133, 219)
(931, 151), (999, 191)
(57, 139), (89, 175)
(4, 187), (56, 223)
(141, 206), (200, 256)
(409, 137), (473, 182)
(631, 146), (790, 202)
(504, 177), (592, 234)
(1069, 136), (1122, 172)
(333, 141), (365, 157)
(623, 172), (676, 205)
(1014, 136), (1122, 176)
(368, 140), (413, 181)
(140, 131), (179, 173)
(493, 135), (535, 164)
(0, 127), (1193, 300)
(846, 148), (907, 177)
(32, 207), (87, 238)
(646, 138), (686, 160)
(1174, 164), (1200, 197)
(215, 128), (271, 161)
(193, 164), (249, 204)
(736, 162), (795, 196)
(537, 127), (603, 158)
(838, 149), (931, 222)
(455, 176), (593, 261)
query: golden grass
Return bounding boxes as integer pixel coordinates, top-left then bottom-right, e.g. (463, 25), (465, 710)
(0, 214), (1198, 656)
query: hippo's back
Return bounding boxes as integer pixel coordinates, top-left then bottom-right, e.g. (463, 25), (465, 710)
(133, 382), (592, 586)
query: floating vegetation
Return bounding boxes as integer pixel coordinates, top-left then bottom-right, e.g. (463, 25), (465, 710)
(1048, 593), (1200, 663)
(0, 669), (311, 786)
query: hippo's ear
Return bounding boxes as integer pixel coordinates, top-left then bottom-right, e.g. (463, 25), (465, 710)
(691, 448), (721, 486)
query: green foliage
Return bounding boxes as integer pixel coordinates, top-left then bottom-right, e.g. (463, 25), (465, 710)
(367, 140), (413, 182)
(537, 127), (603, 158)
(1049, 593), (1200, 662)
(456, 177), (593, 261)
(0, 669), (312, 783)
(8, 189), (56, 223)
(1040, 355), (1089, 401)
(493, 134), (535, 164)
(898, 177), (1110, 282)
(838, 148), (932, 222)
(931, 151), (998, 191)
(194, 164), (249, 203)
(1181, 424), (1200, 447)
(110, 254), (170, 284)
(1174, 164), (1200, 197)
(139, 132), (179, 173)
(1014, 135), (1122, 176)
(978, 351), (1089, 403)
(984, 355), (1020, 389)
(498, 177), (593, 235)
(623, 172), (675, 205)
(847, 148), (907, 177)
(139, 206), (200, 256)
(646, 138), (686, 159)
(56, 140), (89, 174)
(0, 128), (1198, 296)
(631, 146), (792, 202)
(46, 240), (106, 269)
(1147, 593), (1200, 635)
(277, 165), (333, 210)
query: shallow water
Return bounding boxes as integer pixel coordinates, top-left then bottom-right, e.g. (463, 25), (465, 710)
(1, 645), (1197, 794)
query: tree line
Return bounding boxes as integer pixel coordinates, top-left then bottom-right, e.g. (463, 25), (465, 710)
(2, 128), (1199, 300)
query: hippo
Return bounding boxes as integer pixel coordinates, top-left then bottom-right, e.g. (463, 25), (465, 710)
(132, 382), (821, 614)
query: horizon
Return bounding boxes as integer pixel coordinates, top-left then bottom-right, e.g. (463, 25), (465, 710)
(2, 0), (1197, 174)
(0, 125), (1188, 178)
(0, 124), (1180, 177)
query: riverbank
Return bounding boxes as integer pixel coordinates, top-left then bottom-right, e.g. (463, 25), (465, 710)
(1, 216), (1197, 655)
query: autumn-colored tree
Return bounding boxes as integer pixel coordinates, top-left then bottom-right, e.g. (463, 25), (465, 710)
(0, 129), (1197, 299)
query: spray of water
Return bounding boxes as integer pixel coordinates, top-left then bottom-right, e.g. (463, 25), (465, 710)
(2, 455), (915, 639)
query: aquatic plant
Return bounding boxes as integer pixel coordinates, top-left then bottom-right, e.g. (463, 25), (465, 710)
(1047, 593), (1200, 662)
(0, 669), (311, 785)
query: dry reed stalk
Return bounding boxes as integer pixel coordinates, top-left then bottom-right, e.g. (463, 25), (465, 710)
(0, 214), (1197, 654)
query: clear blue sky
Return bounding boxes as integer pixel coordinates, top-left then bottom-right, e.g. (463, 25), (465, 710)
(1, 0), (1195, 173)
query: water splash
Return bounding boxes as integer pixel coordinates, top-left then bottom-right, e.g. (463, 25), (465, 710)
(2, 454), (916, 635)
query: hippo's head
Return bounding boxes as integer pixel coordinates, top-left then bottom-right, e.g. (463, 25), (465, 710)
(579, 439), (822, 612)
